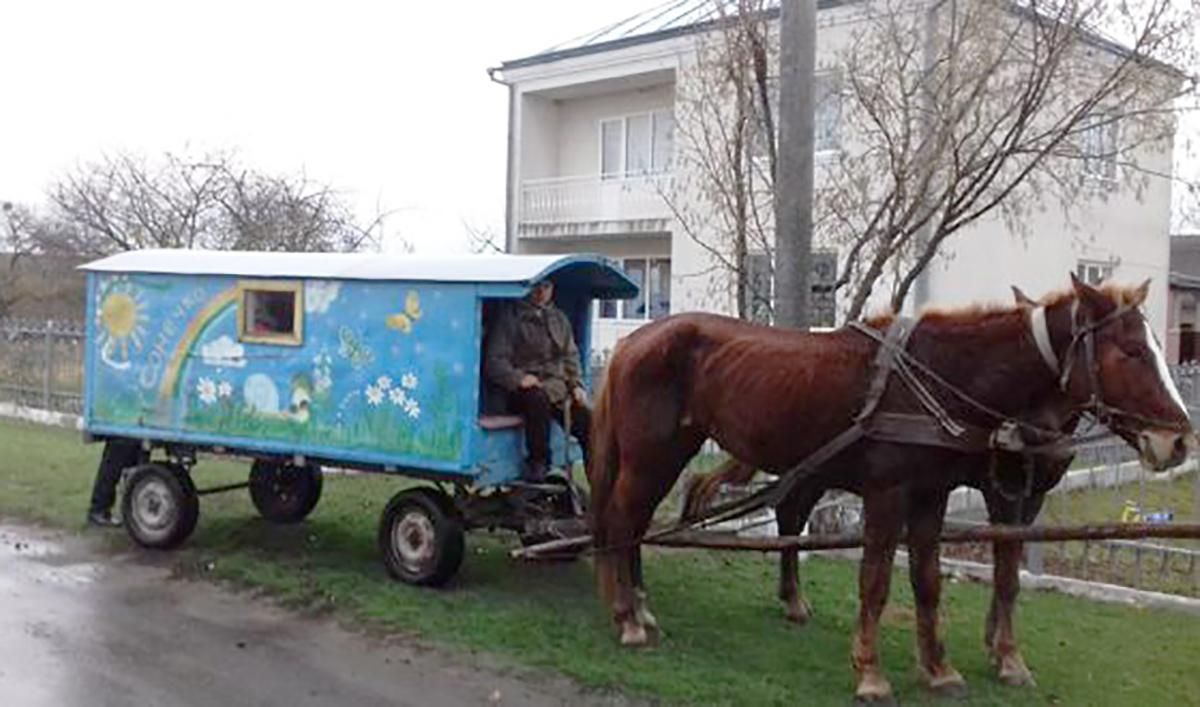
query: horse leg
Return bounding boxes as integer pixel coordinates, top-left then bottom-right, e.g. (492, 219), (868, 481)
(908, 491), (966, 698)
(777, 486), (823, 624)
(851, 487), (905, 704)
(985, 491), (1045, 687)
(604, 497), (650, 647)
(632, 546), (660, 637)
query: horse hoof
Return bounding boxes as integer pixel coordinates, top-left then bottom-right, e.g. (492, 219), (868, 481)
(923, 668), (968, 700)
(784, 598), (812, 625)
(619, 622), (649, 647)
(853, 674), (894, 704)
(996, 654), (1036, 687)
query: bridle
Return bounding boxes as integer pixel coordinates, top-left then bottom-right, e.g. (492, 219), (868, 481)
(1029, 299), (1190, 437)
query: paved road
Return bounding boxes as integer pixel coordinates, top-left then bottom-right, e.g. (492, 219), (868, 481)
(0, 522), (621, 707)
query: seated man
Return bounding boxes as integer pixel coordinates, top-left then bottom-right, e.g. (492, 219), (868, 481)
(484, 279), (590, 481)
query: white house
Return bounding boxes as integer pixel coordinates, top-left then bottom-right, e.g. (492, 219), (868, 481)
(490, 0), (1179, 355)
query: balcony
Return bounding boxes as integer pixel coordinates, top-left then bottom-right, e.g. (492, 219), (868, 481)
(518, 173), (672, 239)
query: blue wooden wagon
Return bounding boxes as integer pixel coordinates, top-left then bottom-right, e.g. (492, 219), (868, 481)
(80, 249), (637, 585)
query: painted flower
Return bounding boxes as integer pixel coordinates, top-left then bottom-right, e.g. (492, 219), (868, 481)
(365, 384), (384, 406)
(217, 381), (233, 399)
(376, 375), (393, 390)
(404, 399), (420, 419)
(401, 372), (418, 390)
(389, 387), (408, 407)
(197, 377), (217, 405)
(314, 370), (333, 393)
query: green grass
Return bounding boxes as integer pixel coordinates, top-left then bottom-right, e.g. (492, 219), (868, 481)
(2, 417), (1199, 705)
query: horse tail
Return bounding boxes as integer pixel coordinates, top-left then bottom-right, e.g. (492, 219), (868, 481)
(587, 362), (619, 536)
(682, 457), (758, 521)
(587, 354), (624, 603)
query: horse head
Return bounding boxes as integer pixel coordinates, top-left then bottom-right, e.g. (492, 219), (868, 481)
(1036, 274), (1195, 471)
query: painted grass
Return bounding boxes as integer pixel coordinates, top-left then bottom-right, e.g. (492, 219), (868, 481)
(1, 417), (1199, 705)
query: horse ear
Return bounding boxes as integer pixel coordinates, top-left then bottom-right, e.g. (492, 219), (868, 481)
(1011, 285), (1037, 308)
(1071, 272), (1114, 316)
(1127, 278), (1151, 308)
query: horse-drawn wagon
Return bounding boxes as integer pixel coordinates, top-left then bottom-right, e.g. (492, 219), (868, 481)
(80, 249), (636, 585)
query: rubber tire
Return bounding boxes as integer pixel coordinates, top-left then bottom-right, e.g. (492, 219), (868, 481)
(121, 463), (200, 550)
(249, 460), (323, 524)
(378, 487), (464, 587)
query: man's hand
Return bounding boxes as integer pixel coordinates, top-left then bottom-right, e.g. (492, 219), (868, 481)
(519, 374), (541, 390)
(572, 386), (589, 406)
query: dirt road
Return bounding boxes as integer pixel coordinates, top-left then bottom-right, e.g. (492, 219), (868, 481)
(0, 521), (624, 707)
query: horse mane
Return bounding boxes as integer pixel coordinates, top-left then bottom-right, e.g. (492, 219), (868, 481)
(869, 281), (1146, 330)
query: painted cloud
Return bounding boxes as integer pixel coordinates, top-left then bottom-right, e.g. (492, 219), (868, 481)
(305, 281), (341, 314)
(200, 335), (246, 368)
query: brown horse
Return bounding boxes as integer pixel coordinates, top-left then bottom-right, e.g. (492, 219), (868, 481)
(681, 288), (1077, 688)
(588, 276), (1193, 702)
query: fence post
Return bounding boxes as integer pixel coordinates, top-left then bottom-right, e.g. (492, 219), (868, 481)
(42, 319), (53, 410)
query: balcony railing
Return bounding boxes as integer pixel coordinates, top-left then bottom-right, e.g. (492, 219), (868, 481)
(519, 173), (672, 225)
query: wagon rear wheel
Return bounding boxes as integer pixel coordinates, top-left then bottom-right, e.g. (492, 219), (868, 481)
(121, 463), (199, 550)
(378, 487), (464, 587)
(249, 460), (323, 524)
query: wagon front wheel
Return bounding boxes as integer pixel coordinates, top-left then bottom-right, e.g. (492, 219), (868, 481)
(249, 460), (323, 524)
(121, 463), (199, 550)
(378, 488), (464, 587)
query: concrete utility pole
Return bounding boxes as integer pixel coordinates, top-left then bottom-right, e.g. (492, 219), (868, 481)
(774, 0), (817, 330)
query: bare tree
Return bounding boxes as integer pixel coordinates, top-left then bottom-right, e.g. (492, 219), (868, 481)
(0, 202), (30, 317)
(0, 202), (85, 319)
(463, 220), (505, 254)
(668, 0), (1200, 322)
(670, 0), (779, 320)
(36, 150), (389, 257)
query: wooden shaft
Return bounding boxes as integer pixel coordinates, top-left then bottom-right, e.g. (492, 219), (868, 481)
(510, 523), (1200, 559)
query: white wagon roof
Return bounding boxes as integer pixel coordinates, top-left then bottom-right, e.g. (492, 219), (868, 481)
(80, 249), (616, 285)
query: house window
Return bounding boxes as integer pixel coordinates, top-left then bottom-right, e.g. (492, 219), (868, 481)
(1076, 261), (1113, 286)
(752, 71), (843, 159)
(601, 118), (623, 179)
(238, 281), (303, 346)
(598, 258), (671, 321)
(746, 253), (774, 324)
(599, 110), (673, 179)
(742, 251), (837, 327)
(1081, 111), (1118, 181)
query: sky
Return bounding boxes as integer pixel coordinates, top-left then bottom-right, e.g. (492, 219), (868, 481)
(3, 1), (1198, 253)
(0, 0), (654, 254)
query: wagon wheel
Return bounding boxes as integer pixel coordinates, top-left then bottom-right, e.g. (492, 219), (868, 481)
(249, 460), (323, 524)
(378, 487), (464, 587)
(121, 463), (200, 550)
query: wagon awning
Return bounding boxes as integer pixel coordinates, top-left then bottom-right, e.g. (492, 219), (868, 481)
(79, 249), (639, 299)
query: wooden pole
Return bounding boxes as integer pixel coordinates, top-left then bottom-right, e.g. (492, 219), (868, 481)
(510, 523), (1200, 560)
(773, 0), (817, 330)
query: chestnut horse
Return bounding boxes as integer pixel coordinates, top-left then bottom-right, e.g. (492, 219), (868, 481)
(681, 288), (1077, 688)
(588, 277), (1193, 702)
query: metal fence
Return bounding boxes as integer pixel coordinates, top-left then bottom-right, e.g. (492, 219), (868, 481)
(0, 318), (85, 414)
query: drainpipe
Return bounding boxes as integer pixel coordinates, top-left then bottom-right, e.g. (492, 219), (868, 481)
(488, 66), (517, 254)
